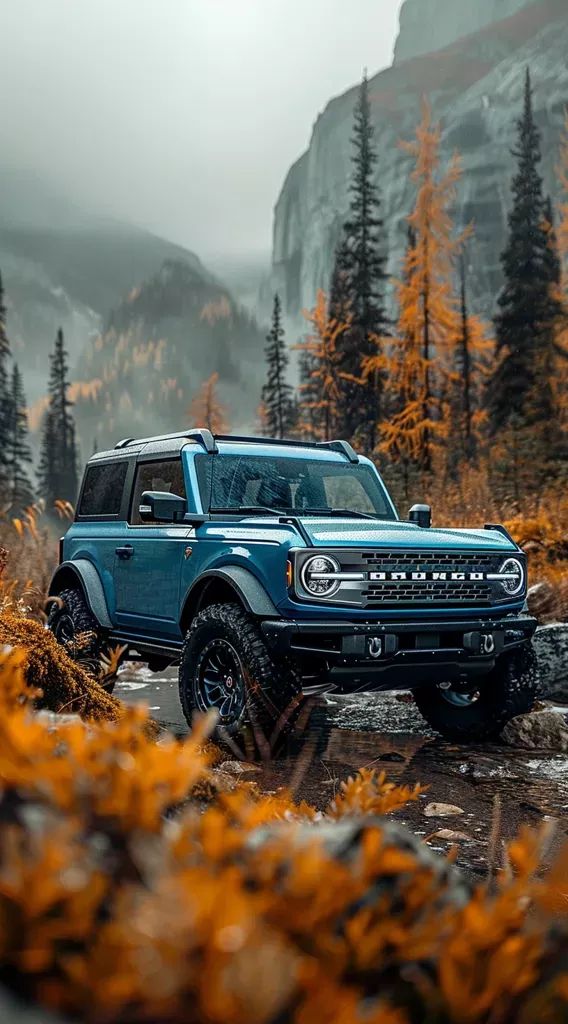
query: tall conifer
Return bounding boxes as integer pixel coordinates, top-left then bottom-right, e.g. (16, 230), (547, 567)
(0, 271), (11, 492)
(261, 294), (294, 438)
(38, 329), (79, 507)
(487, 69), (563, 435)
(336, 71), (389, 449)
(7, 364), (34, 513)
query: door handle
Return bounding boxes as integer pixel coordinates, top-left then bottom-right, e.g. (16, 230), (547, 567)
(115, 544), (134, 560)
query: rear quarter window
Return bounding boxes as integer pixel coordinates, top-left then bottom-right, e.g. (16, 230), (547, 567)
(78, 462), (128, 518)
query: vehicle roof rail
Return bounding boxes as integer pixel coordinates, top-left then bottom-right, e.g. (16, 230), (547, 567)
(213, 434), (359, 462)
(185, 428), (218, 454)
(115, 437), (136, 449)
(318, 439), (359, 463)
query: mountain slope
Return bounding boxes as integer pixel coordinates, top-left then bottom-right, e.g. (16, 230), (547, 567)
(73, 258), (265, 454)
(0, 169), (213, 398)
(263, 0), (568, 332)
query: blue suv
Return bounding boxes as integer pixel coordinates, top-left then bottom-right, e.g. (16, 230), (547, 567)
(48, 428), (537, 747)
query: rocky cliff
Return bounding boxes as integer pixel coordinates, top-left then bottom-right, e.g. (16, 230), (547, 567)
(394, 0), (536, 63)
(264, 0), (568, 338)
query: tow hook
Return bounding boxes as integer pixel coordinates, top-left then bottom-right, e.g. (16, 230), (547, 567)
(480, 633), (495, 655)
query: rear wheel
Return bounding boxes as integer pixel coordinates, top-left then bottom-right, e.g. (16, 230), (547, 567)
(413, 644), (538, 742)
(179, 603), (303, 756)
(47, 587), (121, 693)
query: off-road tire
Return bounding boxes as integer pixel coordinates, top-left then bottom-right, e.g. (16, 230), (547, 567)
(413, 643), (538, 743)
(179, 602), (303, 756)
(47, 587), (118, 694)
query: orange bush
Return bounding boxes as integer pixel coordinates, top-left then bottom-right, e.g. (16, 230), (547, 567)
(0, 646), (567, 1023)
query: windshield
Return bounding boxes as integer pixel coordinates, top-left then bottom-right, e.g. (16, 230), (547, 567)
(195, 453), (396, 519)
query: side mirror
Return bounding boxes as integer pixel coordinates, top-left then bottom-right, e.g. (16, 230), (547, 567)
(139, 490), (187, 523)
(409, 503), (431, 529)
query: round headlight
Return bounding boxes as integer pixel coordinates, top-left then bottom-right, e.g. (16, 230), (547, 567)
(300, 554), (341, 598)
(499, 557), (525, 596)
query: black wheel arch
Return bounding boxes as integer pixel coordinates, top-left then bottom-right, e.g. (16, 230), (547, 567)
(180, 567), (279, 635)
(48, 560), (113, 630)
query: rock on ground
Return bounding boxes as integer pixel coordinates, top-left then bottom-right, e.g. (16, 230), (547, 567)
(502, 709), (568, 752)
(533, 625), (568, 702)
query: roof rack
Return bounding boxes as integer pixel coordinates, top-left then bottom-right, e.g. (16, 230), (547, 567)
(113, 429), (357, 462)
(114, 427), (218, 453)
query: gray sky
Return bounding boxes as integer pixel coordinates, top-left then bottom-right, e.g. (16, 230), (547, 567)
(1, 0), (401, 258)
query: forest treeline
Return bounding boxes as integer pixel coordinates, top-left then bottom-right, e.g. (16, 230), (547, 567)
(258, 69), (568, 508)
(1, 68), (567, 516)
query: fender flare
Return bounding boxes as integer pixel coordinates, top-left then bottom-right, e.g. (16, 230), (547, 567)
(48, 560), (113, 630)
(182, 566), (279, 626)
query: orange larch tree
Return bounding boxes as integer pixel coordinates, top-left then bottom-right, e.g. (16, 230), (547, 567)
(296, 290), (347, 441)
(381, 101), (466, 476)
(189, 372), (230, 434)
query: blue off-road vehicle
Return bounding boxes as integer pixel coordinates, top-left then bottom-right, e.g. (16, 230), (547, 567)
(48, 429), (538, 747)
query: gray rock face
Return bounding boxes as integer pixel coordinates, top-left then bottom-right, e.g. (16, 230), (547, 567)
(264, 0), (568, 337)
(533, 625), (568, 702)
(394, 0), (536, 64)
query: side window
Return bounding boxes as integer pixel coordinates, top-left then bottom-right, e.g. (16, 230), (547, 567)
(78, 462), (128, 518)
(129, 459), (187, 525)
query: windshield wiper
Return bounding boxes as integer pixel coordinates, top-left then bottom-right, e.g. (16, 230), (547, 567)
(299, 507), (378, 520)
(210, 505), (284, 516)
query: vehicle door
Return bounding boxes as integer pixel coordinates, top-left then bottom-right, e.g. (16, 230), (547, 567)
(113, 456), (193, 638)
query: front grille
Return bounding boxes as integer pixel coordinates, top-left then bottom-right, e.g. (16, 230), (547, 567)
(352, 550), (505, 609)
(363, 580), (493, 608)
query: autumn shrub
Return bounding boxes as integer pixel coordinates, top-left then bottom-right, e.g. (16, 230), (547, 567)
(0, 646), (567, 1024)
(0, 502), (64, 620)
(0, 611), (122, 722)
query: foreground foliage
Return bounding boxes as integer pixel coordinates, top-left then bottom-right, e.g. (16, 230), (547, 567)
(0, 646), (567, 1023)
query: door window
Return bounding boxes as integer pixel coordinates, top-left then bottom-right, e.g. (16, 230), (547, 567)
(130, 459), (186, 525)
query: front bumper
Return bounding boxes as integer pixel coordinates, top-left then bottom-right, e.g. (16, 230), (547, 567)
(261, 613), (537, 693)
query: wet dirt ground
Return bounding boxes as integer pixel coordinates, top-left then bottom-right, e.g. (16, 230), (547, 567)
(116, 666), (568, 879)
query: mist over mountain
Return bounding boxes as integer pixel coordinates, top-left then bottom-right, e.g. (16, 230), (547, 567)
(0, 169), (211, 400)
(73, 258), (265, 455)
(263, 0), (568, 334)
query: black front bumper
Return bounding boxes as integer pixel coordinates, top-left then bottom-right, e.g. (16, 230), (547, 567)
(261, 614), (537, 693)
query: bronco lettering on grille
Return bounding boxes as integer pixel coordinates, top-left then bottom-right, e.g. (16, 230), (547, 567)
(369, 571), (486, 582)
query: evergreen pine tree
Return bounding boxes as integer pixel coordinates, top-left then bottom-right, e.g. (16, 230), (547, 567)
(487, 69), (563, 436)
(335, 70), (389, 450)
(261, 294), (294, 438)
(0, 270), (11, 493)
(7, 364), (34, 513)
(38, 329), (79, 508)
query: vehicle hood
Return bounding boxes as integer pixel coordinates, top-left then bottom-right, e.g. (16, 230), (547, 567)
(298, 518), (518, 552)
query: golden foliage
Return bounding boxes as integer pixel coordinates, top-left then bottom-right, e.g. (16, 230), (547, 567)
(297, 290), (348, 440)
(0, 612), (122, 722)
(381, 101), (471, 472)
(189, 371), (230, 434)
(0, 503), (60, 620)
(0, 644), (567, 1022)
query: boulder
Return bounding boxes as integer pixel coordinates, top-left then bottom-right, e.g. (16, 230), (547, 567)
(533, 625), (568, 702)
(502, 709), (568, 751)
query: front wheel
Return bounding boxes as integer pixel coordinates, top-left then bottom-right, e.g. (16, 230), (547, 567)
(413, 644), (538, 742)
(179, 603), (303, 756)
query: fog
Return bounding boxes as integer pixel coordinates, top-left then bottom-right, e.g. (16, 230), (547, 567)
(0, 0), (400, 259)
